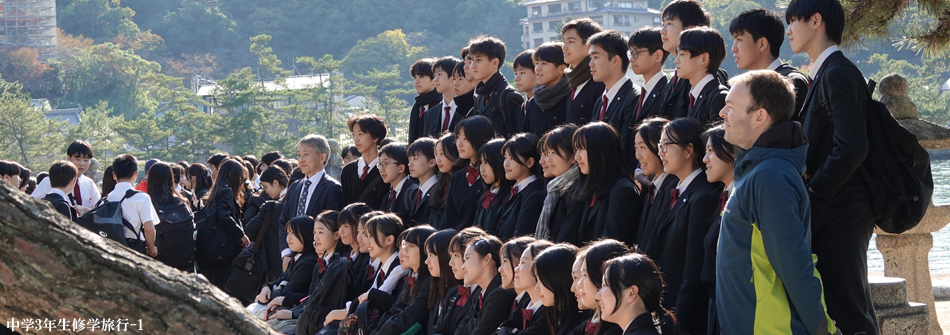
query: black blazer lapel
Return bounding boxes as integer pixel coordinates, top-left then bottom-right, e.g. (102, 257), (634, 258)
(638, 76), (667, 120)
(606, 80), (634, 122)
(305, 175), (329, 217)
(800, 51), (844, 117)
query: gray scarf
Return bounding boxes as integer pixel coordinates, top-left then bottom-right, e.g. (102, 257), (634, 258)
(535, 164), (581, 240)
(565, 56), (593, 88)
(532, 76), (571, 111)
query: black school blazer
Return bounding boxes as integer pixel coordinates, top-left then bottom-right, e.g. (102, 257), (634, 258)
(282, 252), (339, 307)
(424, 100), (465, 139)
(410, 90), (443, 143)
(431, 284), (479, 335)
(348, 252), (375, 302)
(662, 76), (691, 120)
(635, 175), (679, 257)
(341, 161), (388, 210)
(687, 79), (727, 126)
(380, 179), (420, 225)
(268, 252), (318, 301)
(567, 79), (606, 126)
(445, 168), (486, 231)
(590, 79), (641, 164)
(496, 179), (546, 241)
(567, 319), (622, 335)
(294, 255), (350, 334)
(373, 274), (433, 335)
(474, 187), (512, 237)
(621, 314), (660, 335)
(467, 275), (516, 335)
(525, 94), (569, 137)
(409, 183), (435, 227)
(550, 183), (585, 245)
(634, 75), (669, 124)
(279, 172), (343, 226)
(577, 178), (641, 246)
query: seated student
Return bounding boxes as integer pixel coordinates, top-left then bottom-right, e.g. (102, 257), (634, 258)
(495, 237), (538, 334)
(425, 57), (463, 138)
(468, 36), (525, 138)
(407, 138), (439, 226)
(246, 216), (318, 321)
(596, 253), (673, 335)
(535, 244), (588, 335)
(410, 58), (442, 143)
(370, 225), (437, 335)
(632, 118), (679, 254)
(512, 49), (537, 134)
(571, 240), (628, 335)
(453, 60), (478, 117)
(446, 116), (495, 230)
(341, 115), (390, 209)
(507, 240), (555, 335)
(460, 235), (516, 335)
(588, 30), (641, 164)
(572, 122), (641, 246)
(378, 142), (419, 224)
(627, 27), (670, 133)
(341, 205), (377, 303)
(659, 0), (713, 119)
(44, 160), (82, 221)
(560, 19), (606, 126)
(699, 125), (735, 335)
(32, 140), (101, 209)
(675, 27), (728, 125)
(243, 166), (291, 284)
(473, 139), (513, 236)
(106, 154), (160, 257)
(528, 42), (571, 137)
(295, 214), (361, 335)
(497, 133), (545, 240)
(729, 8), (809, 114)
(425, 229), (460, 334)
(431, 227), (488, 335)
(342, 145), (361, 166)
(535, 125), (583, 244)
(653, 118), (721, 335)
(429, 133), (463, 230)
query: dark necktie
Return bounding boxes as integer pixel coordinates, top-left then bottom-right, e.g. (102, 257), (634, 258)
(456, 285), (471, 306)
(670, 71), (679, 92)
(589, 195), (596, 208)
(522, 309), (534, 329)
(508, 186), (519, 203)
(648, 184), (657, 204)
(635, 87), (647, 118)
(360, 165), (369, 180)
(477, 293), (484, 311)
(376, 268), (386, 286)
(482, 192), (496, 209)
(296, 179), (312, 217)
(366, 264), (375, 281)
(598, 95), (608, 120)
(720, 190), (729, 212)
(808, 77), (814, 90)
(466, 165), (480, 185)
(72, 181), (82, 206)
(571, 87), (576, 101)
(689, 93), (696, 112)
(419, 105), (426, 118)
(389, 187), (397, 205)
(442, 106), (452, 133)
(406, 276), (416, 292)
(414, 189), (423, 212)
(317, 257), (327, 275)
(670, 188), (680, 210)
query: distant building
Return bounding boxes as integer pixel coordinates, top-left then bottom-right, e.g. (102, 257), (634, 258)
(942, 77), (950, 94)
(0, 0), (57, 48)
(520, 0), (661, 49)
(195, 73), (367, 114)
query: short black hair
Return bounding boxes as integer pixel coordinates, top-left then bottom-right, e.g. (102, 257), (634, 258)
(460, 47), (470, 60)
(408, 137), (437, 161)
(242, 155), (259, 169)
(540, 124), (580, 159)
(785, 0), (845, 44)
(533, 42), (566, 66)
(588, 30), (630, 71)
(347, 114), (388, 145)
(111, 154), (139, 180)
(629, 26), (670, 63)
(410, 58), (437, 78)
(207, 153), (229, 168)
(561, 18), (604, 43)
(678, 27), (726, 75)
(662, 0), (711, 28)
(453, 61), (467, 78)
(379, 142), (410, 168)
(66, 140), (94, 158)
(49, 161), (78, 188)
(513, 50), (535, 71)
(261, 151), (283, 165)
(341, 145), (360, 159)
(434, 56), (461, 76)
(730, 9), (785, 59)
(0, 160), (20, 178)
(502, 133), (542, 177)
(468, 36), (507, 71)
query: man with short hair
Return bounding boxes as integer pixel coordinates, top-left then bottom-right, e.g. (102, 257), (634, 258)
(409, 58), (442, 143)
(717, 69), (840, 335)
(469, 36), (525, 138)
(659, 0), (714, 119)
(560, 18), (605, 126)
(107, 154), (159, 257)
(674, 27), (728, 125)
(45, 160), (82, 221)
(280, 134), (343, 265)
(587, 30), (641, 164)
(32, 140), (101, 210)
(424, 56), (463, 138)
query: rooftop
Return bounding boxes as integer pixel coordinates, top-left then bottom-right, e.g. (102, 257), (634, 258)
(196, 73), (332, 97)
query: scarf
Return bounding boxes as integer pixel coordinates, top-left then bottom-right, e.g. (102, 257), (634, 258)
(532, 76), (571, 111)
(565, 56), (593, 88)
(535, 164), (581, 239)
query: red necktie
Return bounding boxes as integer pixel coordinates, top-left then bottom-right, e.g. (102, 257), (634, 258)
(442, 106), (451, 133)
(689, 93), (696, 111)
(466, 165), (480, 185)
(508, 186), (519, 203)
(419, 105), (426, 118)
(808, 77), (814, 90)
(414, 189), (423, 212)
(389, 188), (397, 204)
(288, 256), (296, 269)
(360, 165), (369, 180)
(522, 309), (534, 329)
(585, 320), (599, 335)
(317, 257), (327, 275)
(72, 181), (82, 206)
(670, 188), (680, 210)
(571, 87), (576, 101)
(406, 276), (416, 292)
(367, 264), (375, 280)
(457, 285), (471, 306)
(670, 71), (679, 92)
(482, 192), (496, 209)
(598, 95), (608, 120)
(589, 195), (596, 208)
(720, 191), (729, 211)
(377, 268), (386, 285)
(477, 293), (484, 310)
(648, 184), (656, 204)
(635, 87), (647, 118)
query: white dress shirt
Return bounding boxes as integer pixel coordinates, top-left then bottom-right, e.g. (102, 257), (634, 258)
(809, 45), (839, 81)
(32, 174), (100, 207)
(106, 182), (159, 240)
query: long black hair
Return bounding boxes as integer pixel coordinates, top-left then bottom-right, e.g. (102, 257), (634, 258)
(287, 215), (317, 256)
(426, 229), (459, 308)
(366, 213), (405, 254)
(582, 239), (630, 290)
(430, 132), (463, 211)
(147, 162), (185, 206)
(208, 159), (248, 206)
(399, 225), (437, 303)
(662, 118), (706, 170)
(455, 115), (496, 164)
(187, 163), (213, 195)
(476, 139), (513, 202)
(315, 210), (344, 255)
(602, 253), (673, 325)
(534, 244), (581, 332)
(636, 117), (671, 161)
(502, 133), (542, 179)
(572, 122), (631, 201)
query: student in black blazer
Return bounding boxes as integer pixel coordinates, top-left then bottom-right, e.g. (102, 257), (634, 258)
(699, 125), (735, 335)
(674, 27), (728, 125)
(453, 60), (477, 119)
(279, 135), (343, 263)
(409, 58), (441, 144)
(526, 43), (571, 137)
(473, 139), (513, 236)
(341, 115), (390, 209)
(202, 160), (251, 289)
(652, 119), (721, 335)
(658, 0), (716, 121)
(247, 216), (319, 320)
(572, 122), (642, 246)
(536, 125), (584, 244)
(561, 19), (606, 126)
(445, 116), (495, 230)
(788, 1), (877, 332)
(425, 230), (461, 335)
(438, 228), (490, 335)
(294, 250), (351, 335)
(429, 133), (464, 230)
(571, 240), (628, 335)
(378, 142), (419, 225)
(44, 160), (81, 221)
(370, 226), (437, 335)
(406, 138), (439, 226)
(461, 236), (517, 335)
(424, 57), (463, 139)
(588, 31), (641, 164)
(599, 254), (671, 335)
(631, 118), (678, 257)
(535, 245), (589, 335)
(245, 166), (290, 283)
(627, 27), (670, 171)
(511, 50), (536, 135)
(468, 37), (525, 138)
(496, 134), (545, 240)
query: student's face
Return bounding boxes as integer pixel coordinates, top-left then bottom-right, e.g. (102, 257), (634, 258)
(343, 153), (359, 166)
(561, 29), (589, 67)
(449, 251), (466, 280)
(455, 72), (477, 96)
(660, 17), (686, 53)
(514, 249), (538, 293)
(547, 148), (576, 177)
(588, 45), (617, 83)
(461, 245), (485, 286)
(313, 221), (339, 254)
(68, 155), (91, 176)
(435, 142), (456, 174)
(463, 58), (475, 81)
(287, 227), (304, 253)
(470, 53), (498, 83)
(339, 223), (357, 247)
(297, 144), (324, 177)
(426, 250), (441, 277)
(658, 130), (694, 178)
(499, 255), (517, 289)
(378, 153), (404, 184)
(434, 69), (455, 95)
(479, 154), (497, 186)
(628, 46), (659, 75)
(535, 60), (566, 88)
(704, 137), (733, 184)
(574, 147), (590, 174)
(408, 153), (436, 179)
(181, 175), (193, 190)
(674, 49), (707, 83)
(570, 257), (585, 308)
(364, 229), (393, 260)
(503, 151), (533, 183)
(535, 275), (556, 307)
(540, 150), (553, 178)
(786, 15), (818, 54)
(732, 31), (767, 70)
(513, 66), (537, 94)
(456, 130), (476, 160)
(635, 132), (663, 177)
(399, 240), (421, 271)
(261, 180), (283, 199)
(720, 83), (758, 149)
(595, 271), (624, 323)
(578, 260), (601, 310)
(3, 174), (21, 189)
(351, 124), (377, 154)
(414, 75), (435, 94)
(357, 224), (369, 253)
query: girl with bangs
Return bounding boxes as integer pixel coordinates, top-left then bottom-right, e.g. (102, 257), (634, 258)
(425, 229), (459, 334)
(535, 124), (582, 243)
(570, 240), (629, 335)
(534, 244), (588, 335)
(446, 115), (496, 230)
(473, 139), (513, 235)
(496, 134), (545, 240)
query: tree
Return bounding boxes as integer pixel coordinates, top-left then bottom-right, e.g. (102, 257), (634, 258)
(341, 30), (428, 80)
(66, 101), (123, 163)
(158, 0), (241, 57)
(356, 66), (413, 137)
(0, 47), (54, 98)
(867, 53), (950, 124)
(843, 0), (950, 56)
(297, 54), (371, 139)
(0, 78), (65, 171)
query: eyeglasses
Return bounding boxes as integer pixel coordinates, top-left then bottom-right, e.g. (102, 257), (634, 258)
(657, 141), (683, 153)
(401, 240), (417, 250)
(627, 49), (650, 60)
(379, 160), (400, 169)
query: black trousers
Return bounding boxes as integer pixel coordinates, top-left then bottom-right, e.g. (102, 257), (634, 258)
(810, 187), (879, 335)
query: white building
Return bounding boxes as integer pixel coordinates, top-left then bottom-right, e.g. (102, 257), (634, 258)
(520, 0), (661, 49)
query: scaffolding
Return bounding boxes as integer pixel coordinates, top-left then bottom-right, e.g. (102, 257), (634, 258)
(0, 0), (57, 47)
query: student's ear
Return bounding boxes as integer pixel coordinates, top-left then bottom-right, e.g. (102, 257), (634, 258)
(491, 58), (500, 72)
(428, 158), (437, 169)
(385, 234), (395, 248)
(611, 54), (623, 69)
(626, 285), (640, 304)
(555, 64), (568, 73)
(651, 49), (664, 63)
(756, 37), (769, 53)
(525, 157), (535, 169)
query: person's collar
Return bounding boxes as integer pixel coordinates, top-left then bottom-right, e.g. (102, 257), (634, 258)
(573, 80), (589, 98)
(49, 188), (69, 200)
(810, 45), (839, 80)
(279, 188), (288, 198)
(359, 156), (380, 171)
(652, 173), (668, 192)
(527, 299), (543, 312)
(603, 77), (631, 102)
(676, 168), (703, 193)
(393, 176), (409, 197)
(490, 187), (500, 194)
(515, 290), (527, 303)
(724, 181), (734, 193)
(419, 176), (437, 195)
(444, 99), (457, 109)
(767, 58), (783, 71)
(689, 74), (715, 98)
(307, 169), (325, 184)
(371, 257), (381, 269)
(294, 253), (302, 261)
(642, 70), (665, 94)
(513, 175), (538, 192)
(113, 182), (134, 193)
(322, 251), (335, 262)
(381, 251), (399, 275)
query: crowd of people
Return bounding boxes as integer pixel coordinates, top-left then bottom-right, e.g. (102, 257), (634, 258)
(0, 0), (885, 334)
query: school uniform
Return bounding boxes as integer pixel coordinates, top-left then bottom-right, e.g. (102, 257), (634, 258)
(498, 292), (531, 331)
(295, 254), (352, 335)
(496, 176), (545, 241)
(571, 317), (621, 335)
(567, 78), (606, 126)
(32, 174), (100, 207)
(648, 169), (720, 335)
(244, 198), (285, 279)
(549, 181), (585, 245)
(427, 180), (452, 230)
(800, 46), (878, 335)
(472, 72), (526, 138)
(770, 59), (809, 120)
(509, 299), (550, 335)
(445, 166), (486, 230)
(409, 177), (437, 226)
(687, 74), (727, 125)
(628, 73), (669, 170)
(380, 176), (419, 225)
(373, 273), (433, 335)
(410, 89), (443, 143)
(425, 98), (464, 138)
(662, 71), (691, 120)
(431, 284), (480, 335)
(279, 169), (342, 257)
(703, 182), (730, 335)
(577, 178), (641, 246)
(636, 173), (678, 253)
(44, 188), (77, 221)
(526, 90), (570, 137)
(474, 186), (511, 236)
(621, 314), (660, 335)
(348, 251), (375, 302)
(246, 252), (319, 319)
(590, 78), (641, 164)
(341, 156), (389, 210)
(455, 89), (476, 119)
(466, 274), (517, 335)
(107, 182), (161, 248)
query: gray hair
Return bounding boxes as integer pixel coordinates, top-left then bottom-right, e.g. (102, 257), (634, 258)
(298, 134), (330, 164)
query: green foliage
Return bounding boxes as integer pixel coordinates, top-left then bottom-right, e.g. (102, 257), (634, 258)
(342, 30), (429, 80)
(0, 77), (66, 171)
(66, 101), (123, 163)
(867, 53), (950, 124)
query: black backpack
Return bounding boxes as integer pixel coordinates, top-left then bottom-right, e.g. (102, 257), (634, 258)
(75, 190), (142, 248)
(154, 201), (197, 272)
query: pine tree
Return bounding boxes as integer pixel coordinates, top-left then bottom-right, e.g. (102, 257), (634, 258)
(0, 77), (66, 171)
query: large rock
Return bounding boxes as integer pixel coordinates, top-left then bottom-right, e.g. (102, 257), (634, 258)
(870, 277), (931, 334)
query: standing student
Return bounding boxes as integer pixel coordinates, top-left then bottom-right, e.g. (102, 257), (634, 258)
(341, 146), (361, 167)
(454, 61), (478, 118)
(729, 8), (809, 115)
(535, 125), (584, 244)
(700, 125), (734, 335)
(787, 1), (877, 331)
(410, 58), (443, 143)
(675, 27), (728, 125)
(561, 19), (606, 126)
(407, 138), (438, 226)
(473, 139), (513, 236)
(572, 240), (628, 335)
(659, 0), (713, 120)
(244, 166), (290, 284)
(425, 57), (463, 138)
(44, 161), (82, 221)
(429, 133), (463, 229)
(652, 118), (720, 335)
(633, 118), (678, 267)
(185, 163), (213, 211)
(528, 43), (571, 137)
(512, 49), (537, 134)
(371, 225), (437, 335)
(106, 155), (160, 259)
(497, 133), (545, 240)
(627, 27), (670, 128)
(596, 254), (672, 335)
(425, 229), (460, 334)
(379, 142), (419, 224)
(572, 122), (641, 246)
(32, 140), (101, 210)
(207, 153), (229, 180)
(203, 159), (253, 283)
(588, 30), (641, 164)
(147, 162), (196, 272)
(534, 244), (588, 335)
(446, 116), (495, 230)
(461, 235), (517, 335)
(469, 36), (526, 138)
(341, 115), (390, 209)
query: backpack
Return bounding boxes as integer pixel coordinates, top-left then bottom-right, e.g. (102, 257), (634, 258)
(194, 197), (241, 270)
(75, 189), (142, 248)
(154, 201), (197, 272)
